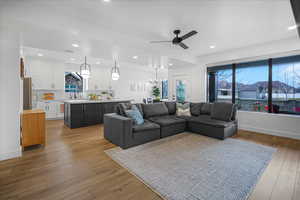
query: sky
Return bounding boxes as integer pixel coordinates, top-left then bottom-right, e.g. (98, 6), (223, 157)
(217, 62), (300, 87)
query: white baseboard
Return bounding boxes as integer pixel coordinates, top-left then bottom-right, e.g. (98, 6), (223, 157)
(0, 147), (22, 161)
(239, 125), (300, 140)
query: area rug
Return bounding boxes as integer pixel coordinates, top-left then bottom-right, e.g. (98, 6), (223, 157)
(105, 133), (276, 200)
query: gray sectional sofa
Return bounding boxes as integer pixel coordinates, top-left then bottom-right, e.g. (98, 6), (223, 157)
(104, 102), (238, 149)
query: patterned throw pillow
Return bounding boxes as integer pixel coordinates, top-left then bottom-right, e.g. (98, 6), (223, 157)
(125, 105), (144, 125)
(176, 102), (191, 116)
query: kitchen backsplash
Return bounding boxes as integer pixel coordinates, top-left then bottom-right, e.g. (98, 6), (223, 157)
(33, 89), (115, 102)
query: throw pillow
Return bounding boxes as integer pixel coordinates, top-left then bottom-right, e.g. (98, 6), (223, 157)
(190, 103), (203, 116)
(116, 103), (132, 116)
(164, 101), (177, 115)
(176, 102), (191, 116)
(125, 105), (144, 125)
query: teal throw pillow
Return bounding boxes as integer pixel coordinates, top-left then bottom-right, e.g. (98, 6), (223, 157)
(125, 105), (144, 125)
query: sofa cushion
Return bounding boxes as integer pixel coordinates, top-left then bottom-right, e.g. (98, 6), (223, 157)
(125, 105), (144, 125)
(149, 115), (186, 127)
(176, 115), (193, 121)
(188, 115), (234, 128)
(142, 103), (169, 118)
(164, 101), (176, 115)
(211, 102), (234, 122)
(133, 120), (160, 133)
(190, 103), (203, 116)
(200, 103), (212, 115)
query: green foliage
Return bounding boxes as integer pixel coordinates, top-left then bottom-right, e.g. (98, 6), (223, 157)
(152, 85), (161, 99)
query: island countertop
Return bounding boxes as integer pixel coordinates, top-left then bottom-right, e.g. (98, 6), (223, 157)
(64, 99), (133, 104)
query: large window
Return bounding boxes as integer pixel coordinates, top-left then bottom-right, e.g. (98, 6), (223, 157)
(236, 61), (269, 112)
(207, 55), (300, 115)
(272, 56), (300, 115)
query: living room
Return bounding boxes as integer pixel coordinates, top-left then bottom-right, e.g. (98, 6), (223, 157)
(1, 0), (300, 200)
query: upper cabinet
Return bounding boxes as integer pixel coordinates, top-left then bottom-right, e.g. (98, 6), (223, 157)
(25, 57), (65, 90)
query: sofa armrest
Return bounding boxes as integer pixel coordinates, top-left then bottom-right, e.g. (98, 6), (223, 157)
(104, 113), (133, 148)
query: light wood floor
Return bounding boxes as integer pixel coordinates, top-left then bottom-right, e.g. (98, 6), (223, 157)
(0, 120), (300, 200)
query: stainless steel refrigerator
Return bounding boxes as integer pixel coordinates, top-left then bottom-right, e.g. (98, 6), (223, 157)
(23, 77), (32, 110)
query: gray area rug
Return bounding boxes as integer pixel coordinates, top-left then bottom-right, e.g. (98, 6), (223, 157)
(105, 133), (276, 200)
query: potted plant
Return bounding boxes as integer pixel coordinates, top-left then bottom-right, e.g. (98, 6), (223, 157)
(152, 86), (161, 102)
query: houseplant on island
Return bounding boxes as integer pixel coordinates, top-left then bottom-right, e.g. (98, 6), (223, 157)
(152, 85), (161, 102)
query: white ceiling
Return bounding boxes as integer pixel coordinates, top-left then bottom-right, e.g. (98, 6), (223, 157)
(0, 0), (298, 67)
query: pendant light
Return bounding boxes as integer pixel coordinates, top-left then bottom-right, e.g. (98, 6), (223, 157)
(149, 67), (159, 85)
(80, 56), (91, 79)
(111, 60), (120, 80)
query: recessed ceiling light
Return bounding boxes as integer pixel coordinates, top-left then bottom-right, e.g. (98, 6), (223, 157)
(37, 53), (43, 57)
(133, 56), (138, 59)
(96, 61), (101, 64)
(288, 25), (298, 30)
(72, 43), (79, 48)
(209, 45), (216, 49)
(168, 63), (173, 66)
(103, 0), (111, 2)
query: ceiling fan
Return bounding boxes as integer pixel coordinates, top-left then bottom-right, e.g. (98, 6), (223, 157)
(150, 29), (198, 49)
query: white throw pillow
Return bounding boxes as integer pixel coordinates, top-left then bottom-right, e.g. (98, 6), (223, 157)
(176, 103), (191, 116)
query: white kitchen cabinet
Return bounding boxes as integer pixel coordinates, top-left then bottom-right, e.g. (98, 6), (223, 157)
(36, 101), (64, 119)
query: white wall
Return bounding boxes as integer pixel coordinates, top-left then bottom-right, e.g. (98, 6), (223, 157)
(168, 65), (206, 102)
(0, 33), (21, 161)
(25, 57), (159, 103)
(110, 64), (156, 103)
(169, 38), (300, 140)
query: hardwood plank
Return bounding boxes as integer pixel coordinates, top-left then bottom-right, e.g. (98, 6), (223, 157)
(292, 140), (300, 200)
(269, 141), (299, 200)
(248, 145), (289, 200)
(0, 120), (300, 200)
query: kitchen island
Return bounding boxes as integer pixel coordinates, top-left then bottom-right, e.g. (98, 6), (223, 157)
(64, 99), (131, 128)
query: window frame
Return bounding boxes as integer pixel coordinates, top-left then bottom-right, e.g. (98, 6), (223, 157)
(207, 55), (300, 116)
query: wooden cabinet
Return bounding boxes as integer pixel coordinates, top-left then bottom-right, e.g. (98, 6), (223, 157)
(21, 109), (46, 148)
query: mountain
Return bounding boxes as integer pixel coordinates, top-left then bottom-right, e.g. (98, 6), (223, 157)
(218, 80), (296, 92)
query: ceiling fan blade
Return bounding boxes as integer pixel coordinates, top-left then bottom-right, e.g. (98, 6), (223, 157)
(150, 41), (172, 43)
(179, 42), (189, 49)
(181, 30), (198, 40)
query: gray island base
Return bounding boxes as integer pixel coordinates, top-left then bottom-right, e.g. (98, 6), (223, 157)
(64, 100), (131, 128)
